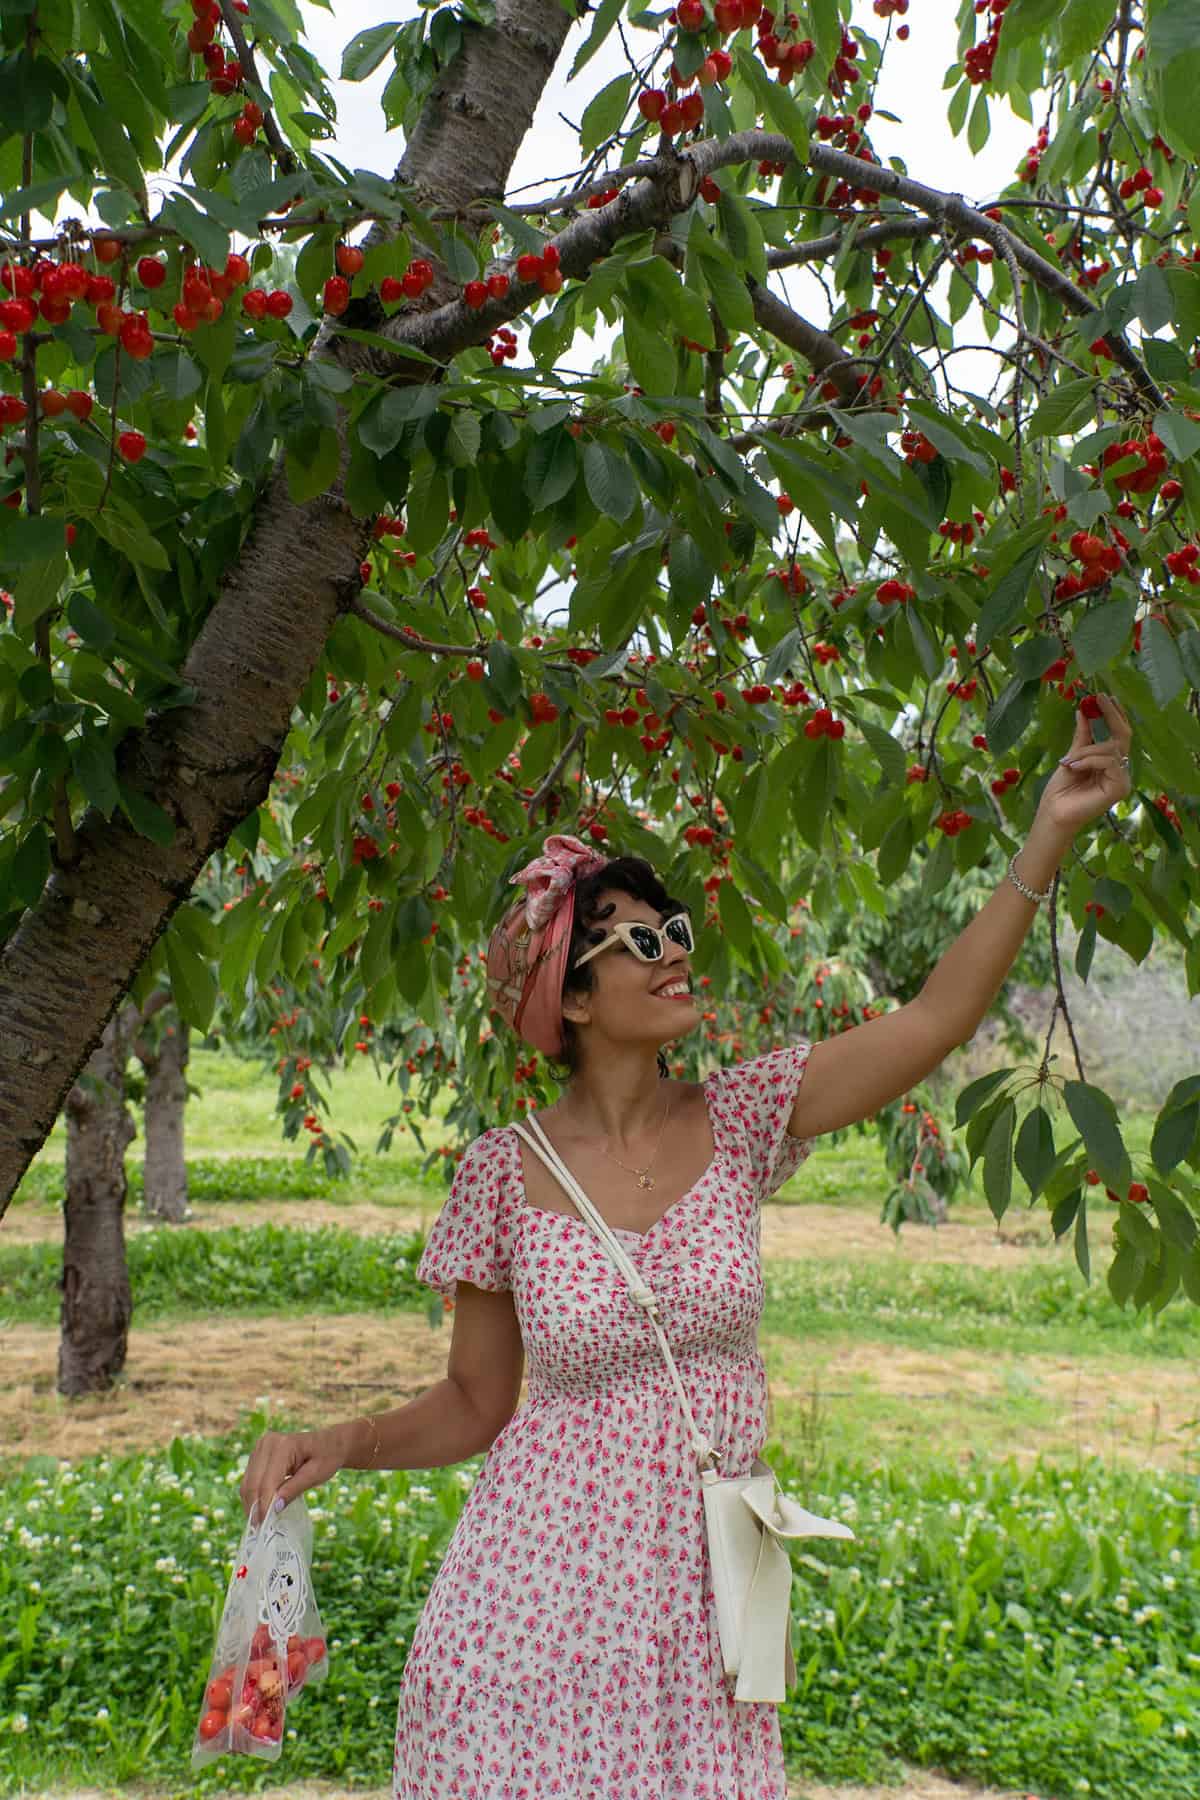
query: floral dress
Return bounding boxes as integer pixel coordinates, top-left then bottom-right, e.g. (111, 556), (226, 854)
(393, 1042), (816, 1800)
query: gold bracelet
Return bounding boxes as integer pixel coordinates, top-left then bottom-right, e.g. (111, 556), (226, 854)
(363, 1413), (382, 1469)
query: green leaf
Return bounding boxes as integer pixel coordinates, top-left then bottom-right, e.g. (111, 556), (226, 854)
(1073, 598), (1135, 676)
(716, 191), (767, 284)
(1014, 1104), (1056, 1199)
(446, 409), (482, 469)
(118, 782), (176, 848)
(11, 826), (51, 908)
(72, 730), (121, 819)
(1134, 264), (1173, 334)
(718, 876), (756, 959)
(71, 71), (146, 202)
(622, 309), (678, 395)
(164, 916), (218, 1034)
(667, 534), (713, 611)
(569, 0), (624, 79)
(286, 426), (340, 505)
(1063, 1080), (1131, 1191)
(983, 675), (1040, 757)
(1058, 0), (1116, 60)
(341, 20), (401, 79)
(1151, 407), (1200, 462)
(66, 592), (116, 653)
(954, 1067), (1015, 1127)
(358, 384), (439, 457)
(1151, 1099), (1199, 1176)
(982, 1099), (1016, 1222)
(157, 193), (229, 273)
(967, 88), (990, 155)
(975, 544), (1041, 645)
(1026, 377), (1095, 440)
(580, 73), (631, 153)
(524, 427), (578, 512)
(1138, 616), (1187, 707)
(876, 811), (913, 885)
(0, 512), (69, 565)
(582, 440), (637, 522)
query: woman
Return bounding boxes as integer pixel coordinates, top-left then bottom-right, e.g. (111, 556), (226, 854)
(241, 696), (1132, 1797)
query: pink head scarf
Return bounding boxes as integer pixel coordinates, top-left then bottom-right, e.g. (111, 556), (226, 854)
(485, 834), (611, 1057)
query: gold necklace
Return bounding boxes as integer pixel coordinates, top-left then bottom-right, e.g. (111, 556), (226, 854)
(595, 1093), (675, 1191)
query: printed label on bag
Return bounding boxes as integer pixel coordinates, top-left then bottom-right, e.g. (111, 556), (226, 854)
(259, 1532), (308, 1639)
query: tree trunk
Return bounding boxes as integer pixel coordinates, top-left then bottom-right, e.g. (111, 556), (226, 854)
(142, 1018), (190, 1223)
(58, 1006), (138, 1396)
(0, 0), (582, 1214)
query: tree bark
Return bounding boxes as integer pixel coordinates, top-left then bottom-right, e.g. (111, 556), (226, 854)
(0, 0), (581, 1214)
(58, 1006), (138, 1396)
(141, 1017), (190, 1224)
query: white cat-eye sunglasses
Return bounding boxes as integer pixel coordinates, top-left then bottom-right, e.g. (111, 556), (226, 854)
(573, 912), (696, 969)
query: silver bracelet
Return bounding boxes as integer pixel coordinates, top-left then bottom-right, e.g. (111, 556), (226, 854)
(1007, 852), (1056, 904)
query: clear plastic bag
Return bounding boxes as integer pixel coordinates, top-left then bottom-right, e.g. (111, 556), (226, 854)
(190, 1494), (329, 1769)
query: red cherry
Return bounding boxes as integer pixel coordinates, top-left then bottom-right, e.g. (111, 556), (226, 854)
(487, 273), (510, 299)
(92, 235), (122, 264)
(40, 389), (68, 417)
(182, 272), (211, 311)
(336, 243), (365, 276)
(463, 280), (488, 308)
(265, 289), (294, 318)
(466, 660), (484, 681)
(380, 276), (404, 302)
(0, 330), (15, 361)
(516, 253), (541, 283)
(136, 256), (166, 290)
(173, 304), (200, 331)
(241, 288), (268, 318)
(242, 101), (264, 128)
(638, 88), (666, 121)
(224, 252), (251, 286)
(400, 269), (425, 298)
(232, 116), (256, 146)
(323, 275), (350, 315)
(117, 429), (147, 463)
(65, 389), (93, 421)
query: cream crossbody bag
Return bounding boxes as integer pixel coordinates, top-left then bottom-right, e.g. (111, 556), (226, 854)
(511, 1113), (855, 1704)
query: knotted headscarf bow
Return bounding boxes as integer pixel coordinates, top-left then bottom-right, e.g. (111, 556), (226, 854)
(485, 834), (611, 1056)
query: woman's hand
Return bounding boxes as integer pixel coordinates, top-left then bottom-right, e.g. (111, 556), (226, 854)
(239, 1425), (346, 1523)
(1034, 694), (1133, 839)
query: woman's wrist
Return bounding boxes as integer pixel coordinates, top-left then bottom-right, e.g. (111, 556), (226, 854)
(326, 1416), (376, 1471)
(1013, 815), (1071, 895)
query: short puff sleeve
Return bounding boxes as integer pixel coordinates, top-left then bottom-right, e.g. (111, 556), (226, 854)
(717, 1041), (815, 1202)
(416, 1130), (516, 1300)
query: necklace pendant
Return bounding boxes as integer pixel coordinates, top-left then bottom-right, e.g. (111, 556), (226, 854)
(638, 1173), (655, 1190)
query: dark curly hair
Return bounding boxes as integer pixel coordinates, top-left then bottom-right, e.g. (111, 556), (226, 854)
(544, 855), (691, 1086)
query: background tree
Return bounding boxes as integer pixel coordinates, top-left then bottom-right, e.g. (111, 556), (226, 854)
(1, 0), (1199, 1316)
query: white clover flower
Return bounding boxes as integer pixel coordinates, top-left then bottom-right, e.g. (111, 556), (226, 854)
(1059, 1591), (1074, 1606)
(124, 1585), (136, 1596)
(95, 1707), (109, 1722)
(1161, 1573), (1177, 1590)
(1114, 1593), (1129, 1613)
(879, 1577), (892, 1591)
(28, 1580), (40, 1594)
(351, 1574), (363, 1588)
(10, 1714), (29, 1734)
(1173, 1722), (1188, 1739)
(90, 1507), (104, 1521)
(111, 1492), (123, 1503)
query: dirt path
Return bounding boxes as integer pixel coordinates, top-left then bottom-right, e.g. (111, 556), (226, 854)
(3, 1189), (1099, 1268)
(40, 1776), (1045, 1800)
(4, 1305), (1193, 1472)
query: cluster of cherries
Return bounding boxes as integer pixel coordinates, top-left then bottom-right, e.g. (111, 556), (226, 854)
(963, 0), (1006, 85)
(1117, 165), (1164, 209)
(196, 1625), (326, 1752)
(181, 0), (266, 149)
(1164, 543), (1200, 585)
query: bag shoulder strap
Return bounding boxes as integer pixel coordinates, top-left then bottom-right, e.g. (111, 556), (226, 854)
(510, 1115), (717, 1470)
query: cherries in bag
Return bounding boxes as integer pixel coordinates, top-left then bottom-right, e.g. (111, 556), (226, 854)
(191, 1494), (329, 1768)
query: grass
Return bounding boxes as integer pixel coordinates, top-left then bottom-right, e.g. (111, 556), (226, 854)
(0, 1420), (1195, 1800)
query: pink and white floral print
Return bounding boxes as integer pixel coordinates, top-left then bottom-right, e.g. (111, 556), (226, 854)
(393, 1043), (815, 1799)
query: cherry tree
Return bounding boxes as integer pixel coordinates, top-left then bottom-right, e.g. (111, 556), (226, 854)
(0, 0), (1198, 1323)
